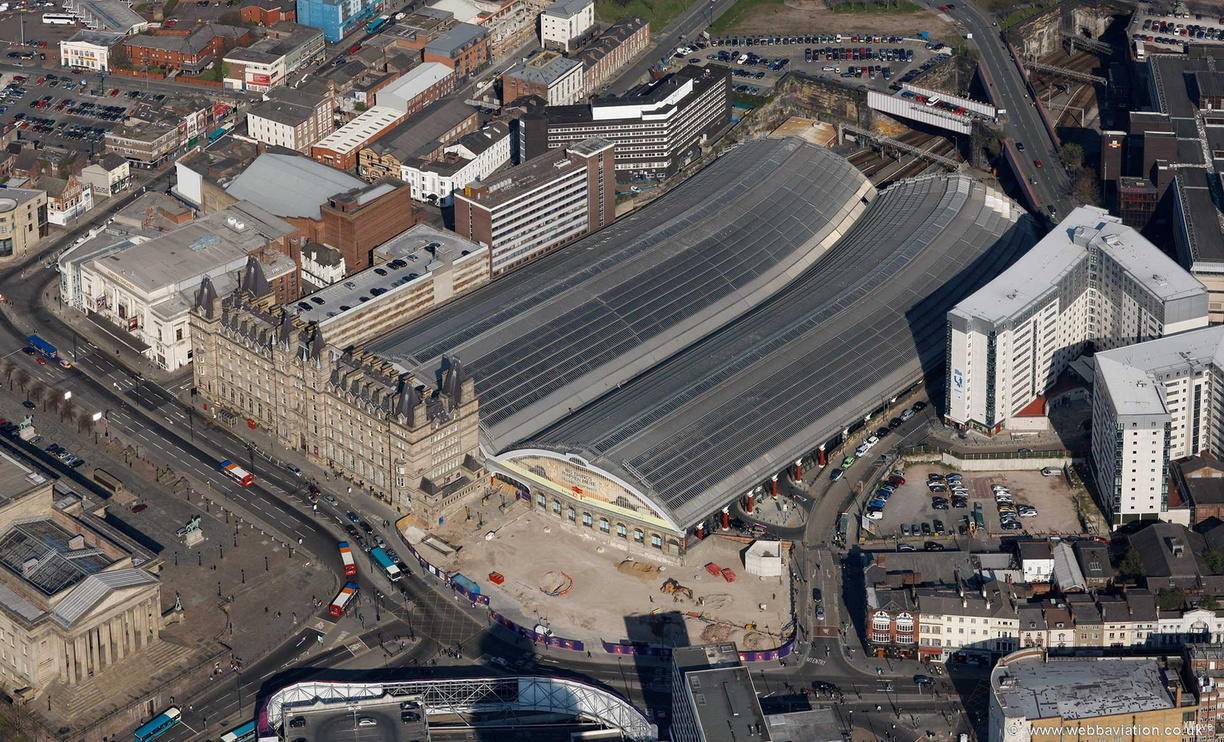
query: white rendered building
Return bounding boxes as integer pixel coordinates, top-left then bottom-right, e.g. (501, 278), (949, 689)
(401, 121), (510, 205)
(539, 0), (593, 51)
(946, 206), (1208, 432)
(1092, 324), (1224, 525)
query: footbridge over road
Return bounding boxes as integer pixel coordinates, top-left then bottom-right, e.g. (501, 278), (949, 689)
(867, 83), (998, 135)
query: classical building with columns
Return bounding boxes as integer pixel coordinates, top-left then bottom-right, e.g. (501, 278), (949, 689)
(0, 450), (162, 692)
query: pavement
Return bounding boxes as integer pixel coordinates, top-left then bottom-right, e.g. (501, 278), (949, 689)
(608, 0), (743, 95)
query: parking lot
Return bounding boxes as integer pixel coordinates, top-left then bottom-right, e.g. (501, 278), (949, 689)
(675, 33), (946, 96)
(863, 464), (1088, 545)
(0, 67), (176, 150)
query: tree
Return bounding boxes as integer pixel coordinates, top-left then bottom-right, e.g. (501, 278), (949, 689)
(28, 385), (45, 411)
(1157, 587), (1187, 611)
(14, 369), (29, 395)
(1202, 594), (1220, 611)
(110, 44), (131, 71)
(1206, 549), (1224, 575)
(1119, 548), (1144, 581)
(1060, 142), (1084, 171)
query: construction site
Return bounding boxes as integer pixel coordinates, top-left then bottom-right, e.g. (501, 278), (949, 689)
(416, 506), (794, 648)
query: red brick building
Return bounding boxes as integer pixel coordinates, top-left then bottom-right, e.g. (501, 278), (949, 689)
(240, 0), (295, 26)
(576, 17), (649, 94)
(422, 23), (489, 77)
(123, 24), (252, 74)
(321, 183), (419, 273)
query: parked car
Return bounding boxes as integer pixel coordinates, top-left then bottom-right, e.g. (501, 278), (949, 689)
(1040, 466), (1061, 477)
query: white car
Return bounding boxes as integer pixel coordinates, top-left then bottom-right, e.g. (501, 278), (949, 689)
(865, 509), (883, 520)
(1040, 467), (1061, 477)
(1018, 509), (1038, 518)
(358, 717), (377, 727)
(991, 484), (1009, 492)
(865, 435), (880, 448)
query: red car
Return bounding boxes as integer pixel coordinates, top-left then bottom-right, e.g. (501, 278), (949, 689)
(35, 356), (46, 365)
(347, 43), (361, 54)
(1034, 159), (1043, 168)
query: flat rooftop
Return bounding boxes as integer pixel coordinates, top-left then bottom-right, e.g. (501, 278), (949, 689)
(1146, 48), (1224, 263)
(88, 202), (294, 293)
(950, 206), (1203, 325)
(994, 656), (1175, 721)
(1095, 324), (1224, 417)
(457, 141), (603, 208)
(684, 666), (768, 742)
(292, 224), (484, 326)
(0, 449), (49, 505)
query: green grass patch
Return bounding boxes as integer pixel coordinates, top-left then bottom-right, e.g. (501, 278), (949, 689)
(708, 0), (784, 34)
(830, 0), (921, 13)
(999, 1), (1053, 29)
(731, 90), (770, 107)
(595, 0), (696, 29)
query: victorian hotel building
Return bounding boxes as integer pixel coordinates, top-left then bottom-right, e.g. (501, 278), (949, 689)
(189, 225), (490, 520)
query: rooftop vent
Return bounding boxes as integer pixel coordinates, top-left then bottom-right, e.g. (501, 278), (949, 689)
(224, 216), (247, 233)
(190, 234), (220, 252)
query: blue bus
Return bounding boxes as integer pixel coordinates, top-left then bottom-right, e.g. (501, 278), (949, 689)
(220, 720), (256, 742)
(370, 547), (401, 582)
(26, 334), (56, 358)
(133, 706), (180, 742)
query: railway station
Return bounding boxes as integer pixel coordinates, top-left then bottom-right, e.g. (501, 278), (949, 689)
(376, 137), (1038, 560)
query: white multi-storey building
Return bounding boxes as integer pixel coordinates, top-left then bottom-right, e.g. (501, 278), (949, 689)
(539, 0), (593, 51)
(1092, 324), (1224, 525)
(401, 121), (510, 205)
(946, 206), (1209, 433)
(453, 138), (614, 275)
(246, 88), (334, 153)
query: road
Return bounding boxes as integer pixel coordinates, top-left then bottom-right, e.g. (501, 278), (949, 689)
(0, 235), (506, 738)
(929, 0), (1075, 217)
(608, 0), (740, 94)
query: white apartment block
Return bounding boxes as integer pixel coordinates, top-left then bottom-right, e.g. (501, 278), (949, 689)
(1092, 324), (1224, 525)
(946, 206), (1209, 433)
(401, 121), (510, 205)
(539, 0), (593, 51)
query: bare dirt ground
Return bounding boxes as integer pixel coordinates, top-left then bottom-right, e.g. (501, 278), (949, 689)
(725, 0), (957, 40)
(446, 510), (793, 648)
